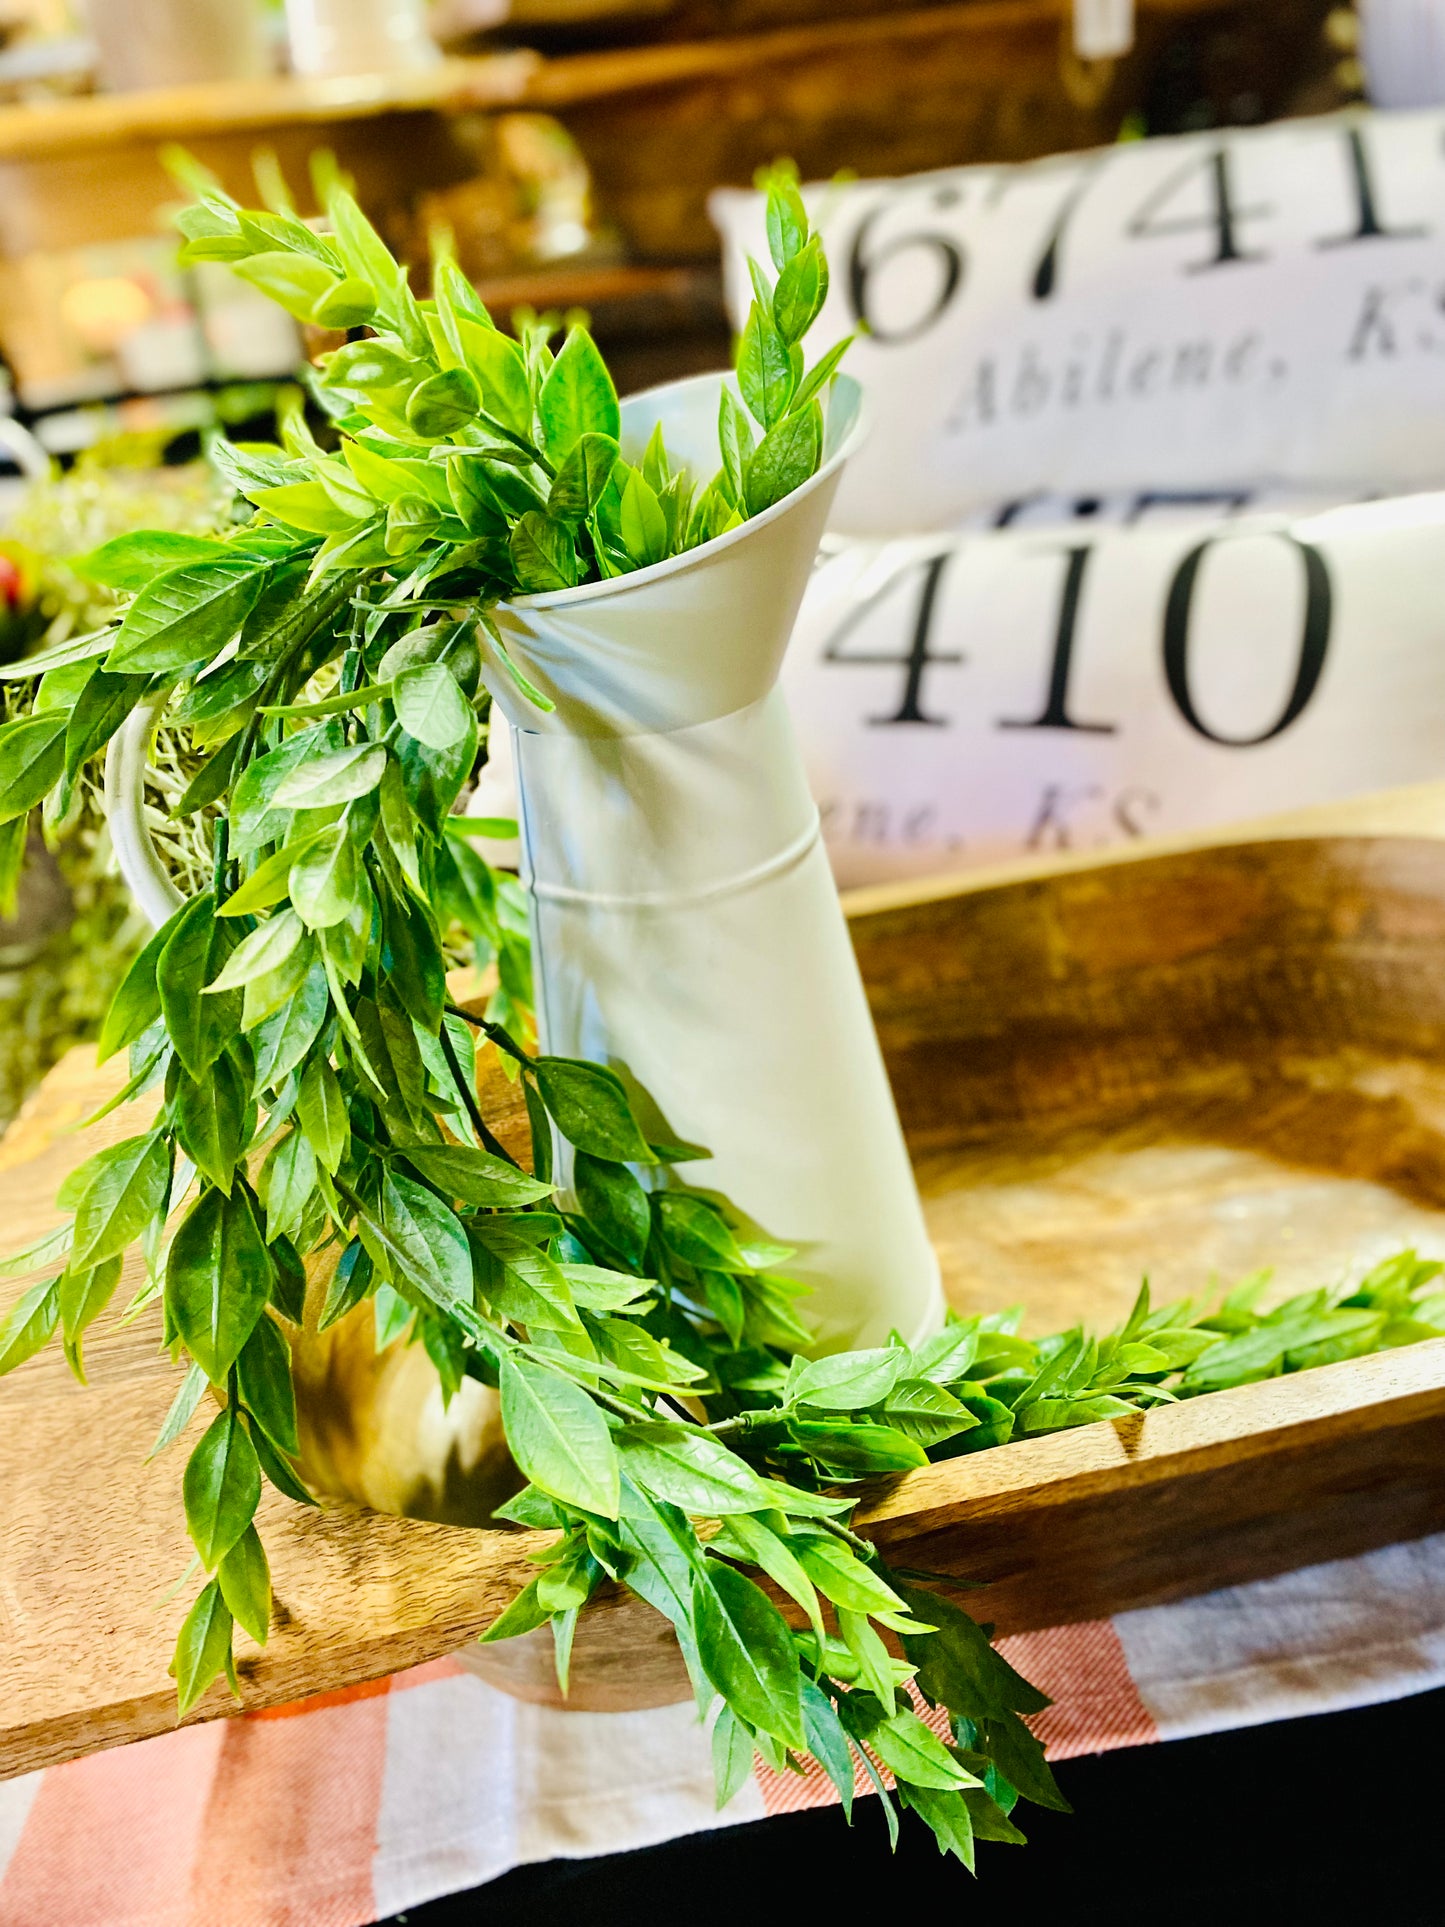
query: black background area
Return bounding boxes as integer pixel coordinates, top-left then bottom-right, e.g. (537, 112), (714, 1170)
(381, 1685), (1445, 1927)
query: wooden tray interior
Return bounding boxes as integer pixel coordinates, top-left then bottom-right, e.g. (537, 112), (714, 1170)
(8, 825), (1445, 1769)
(856, 834), (1445, 1334)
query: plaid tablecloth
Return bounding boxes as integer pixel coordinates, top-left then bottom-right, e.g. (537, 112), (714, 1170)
(3, 1530), (1442, 1927)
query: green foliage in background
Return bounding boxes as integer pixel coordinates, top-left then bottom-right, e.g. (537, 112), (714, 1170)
(0, 460), (226, 1127)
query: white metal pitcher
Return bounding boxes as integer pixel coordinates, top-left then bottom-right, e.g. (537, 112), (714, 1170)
(483, 372), (942, 1353)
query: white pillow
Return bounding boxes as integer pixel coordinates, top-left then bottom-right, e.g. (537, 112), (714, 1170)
(780, 489), (1445, 885)
(711, 111), (1445, 533)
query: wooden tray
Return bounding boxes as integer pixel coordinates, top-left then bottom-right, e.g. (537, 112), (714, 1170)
(5, 785), (1445, 1775)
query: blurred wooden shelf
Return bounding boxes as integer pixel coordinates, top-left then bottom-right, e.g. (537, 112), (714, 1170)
(0, 0), (1331, 259)
(6, 781), (1445, 1775)
(0, 55), (545, 160)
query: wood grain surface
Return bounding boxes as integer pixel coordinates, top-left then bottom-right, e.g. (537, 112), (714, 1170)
(5, 785), (1445, 1772)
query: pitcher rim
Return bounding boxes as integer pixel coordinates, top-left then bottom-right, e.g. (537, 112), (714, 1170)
(502, 370), (866, 615)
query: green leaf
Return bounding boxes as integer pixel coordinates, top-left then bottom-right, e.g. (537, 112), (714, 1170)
(716, 1510), (825, 1642)
(323, 336), (414, 399)
(385, 494), (443, 557)
(0, 1274), (60, 1376)
(772, 234), (829, 346)
(912, 1322), (980, 1385)
(651, 1193), (747, 1273)
(0, 813), (24, 919)
(509, 512), (579, 593)
(744, 403), (822, 516)
(221, 835), (317, 918)
(0, 1223), (72, 1280)
(218, 1523), (272, 1646)
(717, 389), (755, 506)
(693, 1560), (804, 1749)
(372, 1282), (414, 1349)
(252, 961), (330, 1088)
(801, 1680), (855, 1820)
(69, 1131), (170, 1271)
(313, 276), (375, 329)
(230, 723), (337, 851)
(248, 943), (320, 1043)
(237, 1310), (299, 1455)
(897, 1784), (977, 1868)
(260, 1129), (316, 1245)
(0, 712), (66, 823)
(183, 1403), (262, 1567)
(786, 1417), (928, 1475)
(499, 1353), (620, 1517)
(617, 1422), (775, 1516)
(106, 557), (266, 675)
(343, 440), (431, 508)
(97, 905), (180, 1062)
(478, 1576), (553, 1644)
(272, 741), (387, 810)
(836, 1606), (897, 1707)
(379, 891), (444, 1030)
(883, 1377), (976, 1445)
(407, 366), (482, 438)
(619, 470), (668, 568)
(73, 530), (227, 592)
(894, 1579), (1051, 1720)
(454, 321), (531, 435)
(64, 669), (152, 781)
(205, 908), (306, 994)
(560, 1264), (653, 1312)
(573, 1153), (650, 1268)
(792, 1533), (906, 1617)
(289, 820), (362, 930)
(251, 481), (362, 535)
(790, 335), (853, 417)
(356, 997), (427, 1117)
(548, 432), (619, 527)
(859, 1702), (979, 1793)
(326, 187), (403, 301)
(380, 1169), (473, 1316)
(318, 1239), (372, 1331)
(790, 1346), (907, 1412)
(737, 302), (795, 430)
(166, 1185), (273, 1381)
(393, 662), (472, 749)
(592, 1317), (702, 1390)
(159, 892), (240, 1077)
(535, 1057), (655, 1163)
(174, 736), (241, 818)
(0, 626), (112, 681)
(766, 177), (809, 271)
(540, 327), (620, 460)
(232, 249), (339, 320)
(471, 1221), (580, 1333)
(296, 1055), (348, 1173)
(148, 1360), (208, 1459)
(711, 1705), (756, 1810)
(174, 662), (269, 751)
(172, 1578), (234, 1716)
(535, 1533), (601, 1615)
(55, 1254), (120, 1379)
(403, 1143), (551, 1207)
(172, 1054), (248, 1194)
(252, 1425), (317, 1506)
(445, 453), (508, 538)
